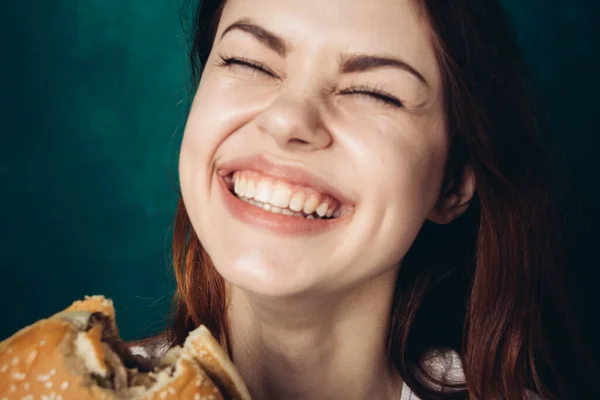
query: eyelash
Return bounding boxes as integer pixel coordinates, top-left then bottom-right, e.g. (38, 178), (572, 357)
(217, 52), (277, 77)
(216, 52), (404, 108)
(339, 85), (403, 108)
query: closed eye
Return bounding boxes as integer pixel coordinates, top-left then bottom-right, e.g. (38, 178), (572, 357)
(216, 52), (277, 78)
(340, 85), (403, 108)
(216, 53), (402, 108)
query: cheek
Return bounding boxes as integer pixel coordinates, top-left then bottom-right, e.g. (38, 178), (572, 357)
(367, 141), (442, 223)
(179, 75), (245, 186)
(341, 113), (448, 208)
(376, 146), (448, 265)
(343, 115), (448, 256)
(179, 106), (210, 196)
(178, 86), (225, 216)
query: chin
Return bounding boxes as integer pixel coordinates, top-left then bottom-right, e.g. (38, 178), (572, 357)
(208, 246), (321, 298)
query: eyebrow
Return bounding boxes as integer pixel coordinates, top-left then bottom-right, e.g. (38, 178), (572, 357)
(220, 19), (428, 87)
(339, 54), (428, 87)
(221, 19), (289, 57)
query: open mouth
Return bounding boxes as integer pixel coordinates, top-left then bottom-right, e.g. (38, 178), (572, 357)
(222, 170), (343, 221)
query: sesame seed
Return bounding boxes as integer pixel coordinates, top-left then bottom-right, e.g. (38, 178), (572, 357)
(208, 395), (216, 400)
(24, 382), (30, 391)
(12, 371), (26, 380)
(60, 381), (69, 390)
(56, 395), (63, 400)
(26, 350), (38, 364)
(39, 339), (47, 347)
(45, 381), (53, 388)
(11, 356), (20, 366)
(9, 384), (16, 392)
(37, 373), (51, 382)
(7, 347), (14, 354)
(160, 391), (167, 399)
(194, 395), (200, 400)
(0, 364), (8, 373)
(49, 369), (56, 376)
(168, 387), (176, 394)
(21, 395), (34, 400)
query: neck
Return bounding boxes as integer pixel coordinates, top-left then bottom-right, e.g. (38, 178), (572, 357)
(228, 267), (404, 400)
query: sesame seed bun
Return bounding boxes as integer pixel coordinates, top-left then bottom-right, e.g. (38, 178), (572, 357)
(0, 296), (251, 400)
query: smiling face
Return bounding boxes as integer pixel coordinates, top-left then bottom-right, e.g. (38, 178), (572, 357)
(179, 0), (454, 297)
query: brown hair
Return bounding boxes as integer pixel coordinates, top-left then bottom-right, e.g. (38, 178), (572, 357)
(153, 1), (599, 398)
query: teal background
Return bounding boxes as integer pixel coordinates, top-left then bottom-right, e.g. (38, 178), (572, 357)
(1, 0), (598, 343)
(0, 1), (188, 341)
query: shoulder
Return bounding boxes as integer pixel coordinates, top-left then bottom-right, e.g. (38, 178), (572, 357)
(126, 332), (172, 360)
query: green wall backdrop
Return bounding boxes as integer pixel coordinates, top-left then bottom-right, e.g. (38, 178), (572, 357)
(1, 0), (599, 344)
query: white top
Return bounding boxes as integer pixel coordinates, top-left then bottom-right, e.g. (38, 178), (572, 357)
(399, 350), (464, 399)
(398, 350), (543, 399)
(400, 384), (417, 400)
(401, 383), (543, 400)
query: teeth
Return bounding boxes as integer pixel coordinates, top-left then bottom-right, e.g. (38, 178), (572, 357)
(270, 205), (283, 214)
(270, 185), (291, 208)
(232, 172), (342, 219)
(234, 177), (241, 196)
(239, 197), (311, 219)
(315, 202), (329, 218)
(289, 193), (305, 212)
(239, 175), (247, 197)
(302, 196), (320, 215)
(245, 180), (256, 199)
(255, 181), (273, 203)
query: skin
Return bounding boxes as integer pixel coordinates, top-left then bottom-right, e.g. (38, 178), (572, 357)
(179, 0), (476, 398)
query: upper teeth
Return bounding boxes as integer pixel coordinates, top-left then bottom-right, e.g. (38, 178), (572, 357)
(232, 171), (341, 218)
(238, 196), (315, 219)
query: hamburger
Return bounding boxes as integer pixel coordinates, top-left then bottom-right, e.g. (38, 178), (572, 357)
(0, 296), (251, 400)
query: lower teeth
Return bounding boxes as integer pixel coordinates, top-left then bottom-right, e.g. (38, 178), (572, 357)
(238, 196), (322, 219)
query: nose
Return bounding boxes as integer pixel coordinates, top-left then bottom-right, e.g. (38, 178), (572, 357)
(254, 94), (332, 151)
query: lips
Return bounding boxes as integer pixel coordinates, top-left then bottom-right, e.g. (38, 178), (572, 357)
(216, 154), (354, 209)
(215, 154), (354, 234)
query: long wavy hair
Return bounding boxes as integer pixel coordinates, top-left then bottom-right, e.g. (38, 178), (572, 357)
(140, 1), (599, 398)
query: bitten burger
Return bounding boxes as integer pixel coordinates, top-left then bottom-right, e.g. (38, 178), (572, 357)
(0, 296), (251, 400)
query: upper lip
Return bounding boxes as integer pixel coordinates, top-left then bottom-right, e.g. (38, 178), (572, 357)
(217, 154), (353, 205)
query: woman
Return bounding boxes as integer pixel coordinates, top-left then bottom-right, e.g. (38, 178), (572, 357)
(129, 0), (599, 398)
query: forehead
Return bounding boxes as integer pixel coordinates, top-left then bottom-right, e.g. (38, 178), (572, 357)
(219, 0), (440, 86)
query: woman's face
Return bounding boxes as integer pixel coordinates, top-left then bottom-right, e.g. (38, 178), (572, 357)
(179, 0), (448, 297)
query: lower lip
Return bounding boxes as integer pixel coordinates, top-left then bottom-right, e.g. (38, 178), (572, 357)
(217, 174), (347, 235)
